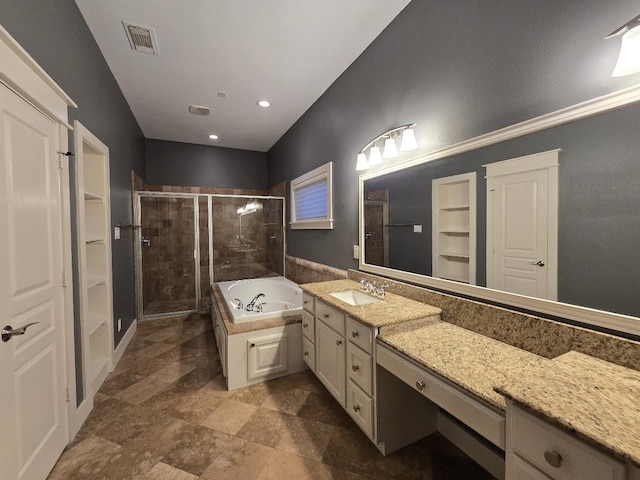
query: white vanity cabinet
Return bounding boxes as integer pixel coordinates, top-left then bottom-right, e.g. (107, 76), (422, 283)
(301, 293), (315, 372)
(505, 400), (626, 480)
(315, 303), (347, 407)
(310, 297), (378, 440)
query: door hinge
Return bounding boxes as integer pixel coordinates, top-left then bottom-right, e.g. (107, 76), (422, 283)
(62, 269), (67, 287)
(57, 156), (64, 169)
(65, 385), (70, 403)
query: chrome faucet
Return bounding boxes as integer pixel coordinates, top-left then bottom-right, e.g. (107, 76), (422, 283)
(360, 277), (374, 293)
(234, 298), (243, 310)
(246, 293), (265, 311)
(376, 282), (389, 298)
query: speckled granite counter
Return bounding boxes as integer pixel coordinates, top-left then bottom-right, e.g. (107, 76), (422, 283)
(300, 279), (442, 327)
(211, 285), (301, 335)
(496, 351), (640, 467)
(378, 319), (551, 410)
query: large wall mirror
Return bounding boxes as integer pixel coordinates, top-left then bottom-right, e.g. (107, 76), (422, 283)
(359, 88), (640, 336)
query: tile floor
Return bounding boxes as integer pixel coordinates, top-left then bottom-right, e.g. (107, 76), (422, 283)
(48, 314), (497, 479)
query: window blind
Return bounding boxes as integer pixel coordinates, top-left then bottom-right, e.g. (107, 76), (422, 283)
(294, 178), (327, 220)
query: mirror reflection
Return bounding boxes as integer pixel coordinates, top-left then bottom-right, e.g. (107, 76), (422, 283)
(361, 99), (640, 320)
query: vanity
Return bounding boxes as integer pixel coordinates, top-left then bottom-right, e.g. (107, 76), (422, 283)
(300, 278), (640, 480)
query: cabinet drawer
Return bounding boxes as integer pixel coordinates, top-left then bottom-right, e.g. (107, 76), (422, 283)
(347, 341), (373, 395)
(511, 454), (554, 480)
(509, 403), (625, 480)
(302, 335), (315, 372)
(346, 316), (374, 354)
(303, 292), (314, 313)
(377, 343), (505, 449)
(315, 300), (345, 335)
(302, 310), (315, 342)
(347, 380), (373, 439)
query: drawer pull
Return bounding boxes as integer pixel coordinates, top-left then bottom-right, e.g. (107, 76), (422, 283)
(544, 450), (563, 468)
(351, 331), (359, 338)
(352, 364), (360, 372)
(336, 339), (343, 346)
(415, 380), (426, 391)
(303, 322), (308, 328)
(353, 404), (360, 413)
(304, 350), (309, 357)
(323, 313), (330, 318)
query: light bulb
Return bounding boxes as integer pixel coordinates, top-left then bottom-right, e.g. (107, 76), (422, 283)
(400, 127), (418, 151)
(383, 137), (399, 158)
(368, 146), (383, 165)
(612, 25), (640, 77)
(355, 153), (369, 170)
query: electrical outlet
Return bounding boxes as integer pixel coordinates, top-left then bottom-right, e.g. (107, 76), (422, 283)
(117, 318), (122, 332)
(353, 245), (359, 259)
(114, 226), (121, 240)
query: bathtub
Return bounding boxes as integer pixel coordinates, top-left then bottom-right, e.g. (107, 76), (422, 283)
(216, 276), (303, 323)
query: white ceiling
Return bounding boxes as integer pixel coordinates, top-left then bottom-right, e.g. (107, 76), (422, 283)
(75, 0), (411, 152)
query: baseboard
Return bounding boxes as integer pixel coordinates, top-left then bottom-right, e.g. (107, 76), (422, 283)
(70, 395), (93, 441)
(113, 318), (137, 367)
(438, 412), (505, 480)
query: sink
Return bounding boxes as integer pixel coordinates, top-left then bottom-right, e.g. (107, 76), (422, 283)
(330, 289), (381, 306)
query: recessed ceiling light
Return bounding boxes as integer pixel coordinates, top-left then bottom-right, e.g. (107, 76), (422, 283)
(257, 100), (271, 108)
(208, 134), (219, 140)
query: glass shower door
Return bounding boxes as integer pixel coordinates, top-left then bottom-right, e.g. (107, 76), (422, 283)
(139, 195), (198, 316)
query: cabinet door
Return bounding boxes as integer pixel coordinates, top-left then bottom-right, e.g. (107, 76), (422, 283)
(316, 320), (346, 407)
(247, 333), (287, 380)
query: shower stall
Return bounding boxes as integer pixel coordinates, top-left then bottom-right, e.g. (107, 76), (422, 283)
(135, 192), (285, 319)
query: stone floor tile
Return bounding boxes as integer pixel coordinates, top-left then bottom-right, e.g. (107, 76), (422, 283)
(257, 449), (334, 480)
(98, 370), (147, 397)
(199, 437), (274, 480)
(200, 399), (258, 435)
(148, 360), (197, 383)
(93, 447), (160, 480)
(95, 404), (164, 445)
(275, 415), (335, 462)
(261, 387), (310, 415)
(297, 391), (353, 428)
(115, 376), (172, 405)
(235, 407), (294, 448)
(143, 462), (199, 480)
(47, 435), (122, 480)
(229, 378), (283, 406)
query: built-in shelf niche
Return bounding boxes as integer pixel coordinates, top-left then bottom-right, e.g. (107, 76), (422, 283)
(74, 121), (113, 402)
(432, 172), (476, 284)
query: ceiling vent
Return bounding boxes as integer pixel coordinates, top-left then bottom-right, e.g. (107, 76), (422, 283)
(123, 22), (158, 55)
(188, 105), (211, 116)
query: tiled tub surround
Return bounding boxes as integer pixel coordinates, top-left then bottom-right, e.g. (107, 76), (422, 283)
(351, 270), (640, 370)
(286, 256), (348, 285)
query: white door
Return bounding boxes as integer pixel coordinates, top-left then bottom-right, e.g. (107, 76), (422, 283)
(486, 150), (559, 301)
(0, 85), (68, 479)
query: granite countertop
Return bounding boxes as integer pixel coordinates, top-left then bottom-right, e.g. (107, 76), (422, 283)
(211, 285), (301, 335)
(495, 350), (640, 467)
(377, 319), (551, 410)
(300, 279), (442, 327)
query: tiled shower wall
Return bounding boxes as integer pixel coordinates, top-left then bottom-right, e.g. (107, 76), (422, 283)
(141, 196), (196, 314)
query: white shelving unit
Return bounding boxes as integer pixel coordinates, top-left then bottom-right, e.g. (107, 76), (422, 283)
(432, 172), (476, 284)
(74, 121), (113, 398)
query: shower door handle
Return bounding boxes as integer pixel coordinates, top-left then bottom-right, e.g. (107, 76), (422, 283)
(141, 236), (151, 247)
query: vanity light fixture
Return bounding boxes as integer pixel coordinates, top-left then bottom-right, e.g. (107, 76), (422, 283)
(355, 123), (418, 171)
(607, 14), (640, 77)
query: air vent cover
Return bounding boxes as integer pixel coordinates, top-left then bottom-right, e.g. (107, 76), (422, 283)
(123, 22), (158, 55)
(188, 105), (211, 116)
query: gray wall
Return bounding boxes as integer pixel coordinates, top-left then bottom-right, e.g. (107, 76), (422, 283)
(146, 139), (268, 189)
(267, 0), (640, 316)
(1, 1), (145, 399)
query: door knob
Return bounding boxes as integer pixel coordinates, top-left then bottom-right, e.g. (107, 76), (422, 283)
(528, 260), (545, 267)
(2, 322), (39, 342)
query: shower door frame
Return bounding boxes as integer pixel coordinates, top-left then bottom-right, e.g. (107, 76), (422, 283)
(134, 191), (287, 320)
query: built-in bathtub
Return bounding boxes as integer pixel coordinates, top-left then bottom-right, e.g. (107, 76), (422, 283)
(216, 276), (303, 323)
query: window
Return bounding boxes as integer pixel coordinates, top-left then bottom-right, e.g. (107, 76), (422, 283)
(290, 161), (333, 229)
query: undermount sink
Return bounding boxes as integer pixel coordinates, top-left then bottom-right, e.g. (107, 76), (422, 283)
(330, 289), (381, 306)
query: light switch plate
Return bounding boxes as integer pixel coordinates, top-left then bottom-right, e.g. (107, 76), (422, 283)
(114, 226), (121, 240)
(413, 224), (423, 233)
(353, 245), (360, 259)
